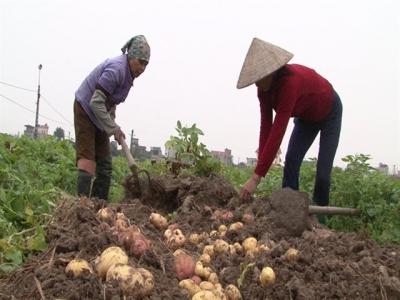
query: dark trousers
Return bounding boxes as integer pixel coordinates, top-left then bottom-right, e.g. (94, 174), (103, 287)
(282, 90), (342, 206)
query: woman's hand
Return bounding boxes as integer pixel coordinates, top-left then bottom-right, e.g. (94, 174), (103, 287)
(239, 173), (262, 201)
(114, 129), (126, 144)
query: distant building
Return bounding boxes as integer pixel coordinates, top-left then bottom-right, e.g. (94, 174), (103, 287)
(24, 123), (49, 138)
(250, 147), (282, 167)
(211, 148), (233, 165)
(377, 163), (389, 175)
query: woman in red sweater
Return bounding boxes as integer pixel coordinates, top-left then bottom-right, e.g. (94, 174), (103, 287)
(237, 38), (342, 223)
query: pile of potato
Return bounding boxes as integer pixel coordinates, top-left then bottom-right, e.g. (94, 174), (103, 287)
(65, 207), (301, 299)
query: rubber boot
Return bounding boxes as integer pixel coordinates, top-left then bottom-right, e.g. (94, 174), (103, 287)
(92, 155), (112, 201)
(312, 199), (326, 226)
(77, 169), (93, 198)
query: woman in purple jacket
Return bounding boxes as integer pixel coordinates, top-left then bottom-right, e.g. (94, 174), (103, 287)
(74, 35), (150, 200)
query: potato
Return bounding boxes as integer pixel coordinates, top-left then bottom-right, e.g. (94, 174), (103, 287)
(96, 207), (115, 223)
(96, 247), (129, 278)
(164, 229), (173, 241)
(219, 225), (228, 233)
(122, 229), (151, 257)
(114, 219), (128, 231)
(220, 211), (233, 220)
(65, 259), (93, 277)
(259, 266), (276, 287)
(194, 261), (205, 277)
(229, 222), (243, 231)
(192, 275), (202, 285)
(130, 239), (151, 259)
(173, 253), (195, 279)
(210, 230), (218, 238)
(189, 233), (200, 244)
(100, 246), (126, 257)
(167, 229), (186, 250)
(233, 242), (243, 254)
(242, 237), (258, 252)
(179, 279), (202, 297)
(202, 267), (212, 280)
(228, 245), (236, 254)
(173, 249), (186, 257)
(149, 212), (168, 229)
(225, 284), (243, 300)
(213, 286), (227, 300)
(208, 272), (219, 284)
(259, 244), (270, 252)
(192, 290), (219, 300)
(116, 212), (128, 222)
(199, 280), (214, 291)
(137, 267), (154, 296)
(199, 253), (211, 266)
(242, 213), (253, 222)
(285, 248), (299, 262)
(202, 245), (215, 257)
(245, 250), (255, 261)
(106, 263), (146, 298)
(214, 239), (229, 254)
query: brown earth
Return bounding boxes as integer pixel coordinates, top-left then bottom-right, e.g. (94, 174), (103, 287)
(1, 173), (400, 300)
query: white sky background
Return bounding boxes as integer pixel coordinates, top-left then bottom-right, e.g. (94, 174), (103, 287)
(1, 0), (399, 172)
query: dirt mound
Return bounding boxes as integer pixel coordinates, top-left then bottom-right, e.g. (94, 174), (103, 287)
(1, 174), (399, 300)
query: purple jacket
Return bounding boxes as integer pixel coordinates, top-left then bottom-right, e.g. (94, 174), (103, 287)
(75, 54), (133, 130)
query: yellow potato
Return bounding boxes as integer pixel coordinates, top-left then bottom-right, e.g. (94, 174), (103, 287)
(214, 239), (230, 254)
(225, 284), (243, 300)
(137, 267), (154, 296)
(65, 259), (93, 277)
(106, 263), (146, 297)
(194, 261), (205, 277)
(203, 245), (215, 257)
(192, 290), (219, 300)
(259, 266), (276, 287)
(95, 247), (129, 278)
(199, 253), (211, 266)
(285, 248), (299, 262)
(229, 222), (243, 231)
(242, 237), (258, 252)
(189, 233), (200, 244)
(179, 278), (202, 297)
(199, 280), (214, 291)
(233, 242), (243, 254)
(96, 207), (115, 222)
(208, 272), (219, 284)
(149, 212), (168, 229)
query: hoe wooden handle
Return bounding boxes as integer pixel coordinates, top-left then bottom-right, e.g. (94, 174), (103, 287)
(309, 205), (361, 216)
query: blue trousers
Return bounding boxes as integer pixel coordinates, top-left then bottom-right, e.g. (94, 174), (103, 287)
(282, 90), (342, 206)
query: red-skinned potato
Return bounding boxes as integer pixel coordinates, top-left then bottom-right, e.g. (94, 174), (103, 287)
(173, 253), (195, 279)
(168, 223), (180, 231)
(114, 219), (128, 231)
(167, 229), (186, 250)
(121, 229), (151, 258)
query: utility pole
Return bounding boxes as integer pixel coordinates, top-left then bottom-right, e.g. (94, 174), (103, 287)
(34, 64), (43, 139)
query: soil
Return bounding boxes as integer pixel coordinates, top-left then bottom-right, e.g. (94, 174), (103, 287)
(1, 173), (400, 300)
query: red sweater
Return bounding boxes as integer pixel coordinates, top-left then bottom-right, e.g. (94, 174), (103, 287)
(255, 64), (334, 177)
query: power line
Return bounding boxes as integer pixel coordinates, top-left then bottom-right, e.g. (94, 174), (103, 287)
(0, 93), (36, 113)
(0, 81), (36, 92)
(0, 80), (73, 126)
(41, 94), (73, 125)
(0, 93), (72, 126)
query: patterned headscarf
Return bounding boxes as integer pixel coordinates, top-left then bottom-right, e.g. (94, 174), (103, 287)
(121, 35), (150, 62)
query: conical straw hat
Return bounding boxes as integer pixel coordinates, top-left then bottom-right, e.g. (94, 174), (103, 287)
(237, 38), (294, 89)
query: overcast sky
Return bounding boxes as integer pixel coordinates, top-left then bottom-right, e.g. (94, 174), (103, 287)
(1, 0), (399, 172)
